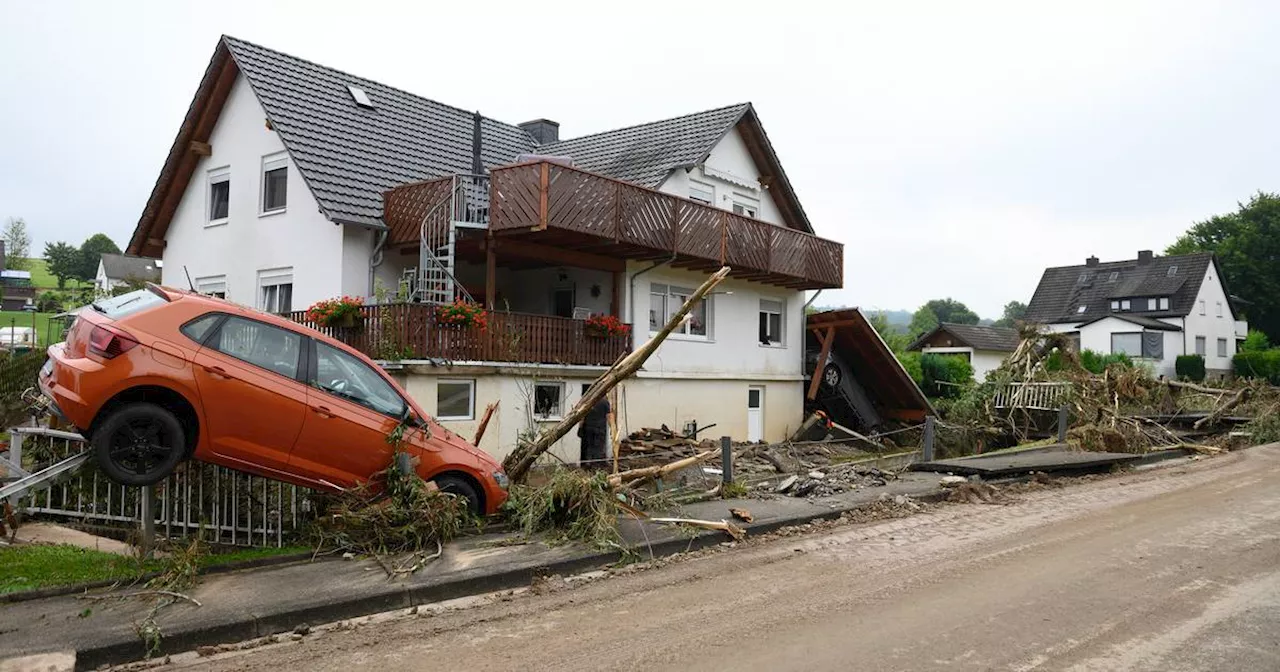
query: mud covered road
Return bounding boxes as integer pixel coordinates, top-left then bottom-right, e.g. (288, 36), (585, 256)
(166, 445), (1280, 671)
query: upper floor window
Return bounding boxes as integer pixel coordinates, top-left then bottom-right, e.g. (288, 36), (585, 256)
(732, 202), (757, 218)
(650, 283), (709, 337)
(208, 167), (230, 225)
(1216, 301), (1224, 318)
(1167, 265), (1178, 277)
(1108, 272), (1119, 283)
(689, 182), (714, 206)
(1159, 297), (1170, 311)
(759, 299), (784, 346)
(1076, 305), (1087, 314)
(1199, 300), (1206, 316)
(261, 153), (288, 214)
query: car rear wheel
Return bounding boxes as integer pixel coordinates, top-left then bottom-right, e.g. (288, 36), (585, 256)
(433, 474), (482, 516)
(92, 403), (186, 487)
(822, 363), (842, 389)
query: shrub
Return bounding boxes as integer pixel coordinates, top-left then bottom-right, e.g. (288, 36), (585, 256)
(1234, 349), (1280, 385)
(1242, 330), (1271, 353)
(1080, 349), (1133, 375)
(1175, 354), (1206, 382)
(920, 353), (974, 398)
(36, 291), (61, 313)
(897, 351), (923, 386)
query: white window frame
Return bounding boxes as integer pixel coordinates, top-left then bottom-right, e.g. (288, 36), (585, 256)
(260, 152), (288, 216)
(689, 181), (714, 206)
(1110, 300), (1119, 311)
(1076, 305), (1087, 314)
(1216, 301), (1224, 318)
(649, 282), (711, 340)
(195, 274), (227, 299)
(532, 381), (565, 421)
(1195, 336), (1206, 356)
(1217, 338), (1228, 358)
(207, 166), (230, 227)
(1158, 297), (1170, 311)
(1121, 299), (1131, 311)
(436, 379), (475, 421)
(758, 298), (784, 347)
(257, 267), (293, 313)
(1199, 300), (1206, 316)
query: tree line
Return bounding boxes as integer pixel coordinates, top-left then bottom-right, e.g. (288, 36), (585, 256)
(3, 216), (121, 287)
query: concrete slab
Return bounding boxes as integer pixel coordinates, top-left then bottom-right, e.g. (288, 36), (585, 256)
(9, 523), (135, 557)
(912, 449), (1143, 477)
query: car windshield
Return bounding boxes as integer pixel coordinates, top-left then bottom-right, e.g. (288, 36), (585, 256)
(91, 289), (168, 320)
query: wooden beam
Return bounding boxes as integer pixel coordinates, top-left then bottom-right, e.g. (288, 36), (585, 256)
(146, 238), (167, 250)
(188, 141), (212, 156)
(807, 326), (835, 401)
(484, 237), (625, 273)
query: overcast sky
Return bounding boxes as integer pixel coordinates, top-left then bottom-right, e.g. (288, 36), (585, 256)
(2, 0), (1278, 318)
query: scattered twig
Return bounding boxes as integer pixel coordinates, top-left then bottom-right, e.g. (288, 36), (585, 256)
(76, 590), (202, 607)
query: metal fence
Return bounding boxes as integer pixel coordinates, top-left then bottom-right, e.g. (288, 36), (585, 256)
(10, 427), (315, 547)
(992, 382), (1074, 411)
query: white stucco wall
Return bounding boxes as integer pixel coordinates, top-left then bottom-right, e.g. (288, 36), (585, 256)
(398, 366), (803, 462)
(1045, 317), (1184, 379)
(656, 127), (785, 228)
(920, 346), (1007, 382)
(1183, 263), (1240, 373)
(160, 73), (346, 312)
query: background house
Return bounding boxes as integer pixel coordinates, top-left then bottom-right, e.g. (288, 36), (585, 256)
(907, 323), (1019, 382)
(1024, 250), (1244, 379)
(95, 253), (161, 296)
(0, 242), (35, 311)
(125, 36), (844, 460)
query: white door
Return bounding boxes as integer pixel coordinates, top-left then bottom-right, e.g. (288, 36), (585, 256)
(747, 386), (764, 442)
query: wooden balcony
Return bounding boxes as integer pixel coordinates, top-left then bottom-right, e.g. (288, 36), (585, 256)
(383, 162), (844, 290)
(286, 303), (630, 367)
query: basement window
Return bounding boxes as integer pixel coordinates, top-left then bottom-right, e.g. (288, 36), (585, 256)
(533, 381), (564, 420)
(347, 85), (374, 109)
(436, 379), (475, 421)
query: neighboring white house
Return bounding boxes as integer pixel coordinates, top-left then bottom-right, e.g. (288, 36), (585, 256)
(125, 36), (844, 461)
(1025, 250), (1244, 379)
(907, 323), (1020, 382)
(95, 253), (161, 296)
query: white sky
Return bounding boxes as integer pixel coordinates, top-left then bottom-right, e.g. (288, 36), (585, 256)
(2, 0), (1278, 318)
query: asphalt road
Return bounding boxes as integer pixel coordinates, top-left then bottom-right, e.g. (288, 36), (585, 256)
(165, 445), (1280, 672)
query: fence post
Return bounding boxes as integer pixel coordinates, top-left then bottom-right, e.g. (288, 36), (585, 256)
(139, 486), (156, 558)
(1057, 405), (1070, 443)
(922, 415), (936, 462)
(720, 436), (733, 489)
(8, 429), (22, 473)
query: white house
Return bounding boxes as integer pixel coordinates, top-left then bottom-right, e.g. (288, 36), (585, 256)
(1024, 250), (1244, 379)
(95, 253), (161, 296)
(907, 323), (1019, 382)
(126, 36), (844, 462)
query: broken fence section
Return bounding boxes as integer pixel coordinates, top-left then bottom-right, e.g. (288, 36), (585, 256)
(10, 427), (314, 547)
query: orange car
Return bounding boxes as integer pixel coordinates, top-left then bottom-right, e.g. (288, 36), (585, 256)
(39, 285), (508, 515)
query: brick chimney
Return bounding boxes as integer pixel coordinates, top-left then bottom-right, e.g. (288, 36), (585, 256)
(1137, 250), (1154, 265)
(519, 119), (560, 145)
(1085, 255), (1099, 267)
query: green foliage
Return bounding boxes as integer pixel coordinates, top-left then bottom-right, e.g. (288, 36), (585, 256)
(42, 242), (79, 289)
(993, 300), (1028, 328)
(76, 233), (121, 281)
(869, 310), (911, 353)
(898, 350), (924, 385)
(1175, 354), (1207, 382)
(1234, 349), (1280, 385)
(919, 353), (974, 398)
(1242, 329), (1271, 353)
(909, 298), (980, 336)
(1245, 413), (1280, 445)
(1166, 192), (1280, 343)
(908, 306), (939, 337)
(0, 544), (154, 594)
(2, 217), (31, 271)
(1079, 349), (1133, 375)
(504, 468), (623, 549)
(36, 291), (61, 313)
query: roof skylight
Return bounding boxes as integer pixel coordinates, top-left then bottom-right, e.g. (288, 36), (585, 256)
(347, 85), (374, 109)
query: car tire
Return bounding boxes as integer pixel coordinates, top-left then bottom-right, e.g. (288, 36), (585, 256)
(434, 474), (482, 516)
(822, 363), (842, 389)
(92, 403), (187, 487)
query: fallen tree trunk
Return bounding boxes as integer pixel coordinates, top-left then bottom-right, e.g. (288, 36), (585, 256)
(649, 517), (746, 541)
(503, 267), (731, 483)
(607, 450), (716, 488)
(1165, 380), (1230, 395)
(1193, 387), (1250, 430)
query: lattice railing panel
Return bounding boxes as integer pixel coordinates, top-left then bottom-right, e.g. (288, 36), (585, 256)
(724, 213), (772, 272)
(676, 202), (723, 260)
(620, 183), (674, 250)
(546, 165), (617, 237)
(490, 163), (542, 231)
(383, 176), (453, 245)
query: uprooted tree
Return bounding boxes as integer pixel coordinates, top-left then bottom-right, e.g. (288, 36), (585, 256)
(502, 266), (731, 483)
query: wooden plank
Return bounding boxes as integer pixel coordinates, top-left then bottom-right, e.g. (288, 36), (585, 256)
(189, 141), (212, 156)
(538, 162), (549, 231)
(807, 326), (835, 401)
(485, 235), (496, 310)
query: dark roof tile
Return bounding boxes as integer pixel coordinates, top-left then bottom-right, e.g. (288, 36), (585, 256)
(1024, 252), (1215, 324)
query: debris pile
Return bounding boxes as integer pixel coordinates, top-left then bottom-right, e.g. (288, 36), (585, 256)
(771, 465), (896, 499)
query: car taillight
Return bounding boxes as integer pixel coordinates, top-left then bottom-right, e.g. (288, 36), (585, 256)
(88, 325), (139, 359)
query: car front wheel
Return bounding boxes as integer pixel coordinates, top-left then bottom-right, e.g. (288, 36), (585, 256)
(433, 474), (482, 516)
(822, 363), (842, 389)
(92, 403), (187, 487)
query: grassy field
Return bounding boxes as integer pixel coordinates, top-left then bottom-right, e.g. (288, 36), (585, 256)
(0, 543), (311, 595)
(24, 259), (88, 291)
(0, 310), (59, 346)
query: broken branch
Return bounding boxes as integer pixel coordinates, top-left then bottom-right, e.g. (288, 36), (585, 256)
(649, 517), (746, 541)
(607, 450), (716, 488)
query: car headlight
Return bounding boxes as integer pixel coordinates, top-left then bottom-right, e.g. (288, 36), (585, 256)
(493, 471), (509, 490)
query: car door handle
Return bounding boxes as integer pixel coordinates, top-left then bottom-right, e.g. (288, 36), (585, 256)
(202, 365), (231, 379)
(310, 405), (334, 418)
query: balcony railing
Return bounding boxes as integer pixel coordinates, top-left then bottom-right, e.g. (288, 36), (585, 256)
(286, 303), (630, 367)
(489, 162), (843, 289)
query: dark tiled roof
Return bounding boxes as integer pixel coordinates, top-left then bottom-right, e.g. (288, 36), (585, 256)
(1076, 314), (1182, 331)
(99, 254), (161, 282)
(225, 37), (537, 228)
(534, 104), (750, 189)
(909, 323), (1021, 352)
(1024, 252), (1215, 324)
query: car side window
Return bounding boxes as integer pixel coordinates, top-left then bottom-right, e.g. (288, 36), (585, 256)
(213, 316), (301, 379)
(311, 341), (405, 417)
(180, 313), (223, 346)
